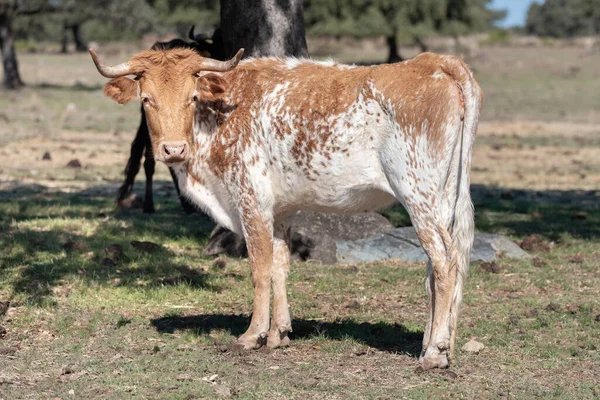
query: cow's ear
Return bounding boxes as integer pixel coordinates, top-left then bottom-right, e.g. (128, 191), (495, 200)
(197, 73), (228, 101)
(103, 77), (138, 104)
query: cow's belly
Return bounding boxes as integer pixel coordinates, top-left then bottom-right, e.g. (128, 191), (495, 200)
(272, 145), (398, 216)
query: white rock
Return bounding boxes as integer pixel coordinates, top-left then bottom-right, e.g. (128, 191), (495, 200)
(462, 339), (485, 353)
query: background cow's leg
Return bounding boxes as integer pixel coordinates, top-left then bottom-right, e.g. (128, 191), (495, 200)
(236, 206), (273, 350)
(168, 167), (197, 213)
(142, 129), (155, 214)
(267, 224), (292, 349)
(117, 107), (146, 208)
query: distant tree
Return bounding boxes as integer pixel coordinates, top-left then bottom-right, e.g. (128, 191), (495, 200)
(0, 1), (21, 88)
(304, 0), (505, 62)
(55, 0), (156, 52)
(1, 0), (55, 89)
(148, 0), (219, 38)
(526, 0), (600, 38)
(220, 0), (308, 58)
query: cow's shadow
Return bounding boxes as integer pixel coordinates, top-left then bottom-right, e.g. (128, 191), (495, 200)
(150, 313), (423, 357)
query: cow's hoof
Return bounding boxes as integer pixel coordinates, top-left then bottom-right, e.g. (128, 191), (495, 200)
(419, 352), (449, 370)
(266, 329), (291, 349)
(235, 333), (267, 350)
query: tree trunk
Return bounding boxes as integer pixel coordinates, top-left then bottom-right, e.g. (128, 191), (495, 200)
(414, 36), (429, 53)
(71, 24), (87, 52)
(0, 12), (24, 89)
(386, 35), (402, 63)
(207, 0), (308, 257)
(220, 0), (308, 58)
(61, 24), (69, 53)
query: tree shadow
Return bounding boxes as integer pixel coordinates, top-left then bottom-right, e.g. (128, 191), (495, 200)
(2, 181), (599, 306)
(150, 313), (423, 357)
(0, 183), (218, 305)
(470, 184), (600, 240)
(383, 184), (600, 240)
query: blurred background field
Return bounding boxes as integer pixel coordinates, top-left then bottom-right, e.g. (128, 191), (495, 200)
(0, 1), (599, 399)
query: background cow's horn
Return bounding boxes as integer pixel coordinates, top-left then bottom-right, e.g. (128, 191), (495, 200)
(89, 49), (136, 78)
(196, 48), (245, 73)
(188, 24), (210, 42)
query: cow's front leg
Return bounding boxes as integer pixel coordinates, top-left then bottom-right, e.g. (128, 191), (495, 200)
(267, 226), (292, 348)
(236, 208), (273, 350)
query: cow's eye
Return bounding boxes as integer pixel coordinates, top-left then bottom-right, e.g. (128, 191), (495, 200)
(142, 97), (150, 104)
(192, 95), (199, 102)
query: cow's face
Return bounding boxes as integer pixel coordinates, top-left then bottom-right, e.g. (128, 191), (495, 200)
(90, 48), (243, 166)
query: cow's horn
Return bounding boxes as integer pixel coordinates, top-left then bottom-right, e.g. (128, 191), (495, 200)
(89, 49), (137, 78)
(196, 48), (244, 73)
(188, 25), (196, 41)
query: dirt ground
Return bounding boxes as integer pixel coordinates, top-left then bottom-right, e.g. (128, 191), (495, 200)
(0, 42), (599, 399)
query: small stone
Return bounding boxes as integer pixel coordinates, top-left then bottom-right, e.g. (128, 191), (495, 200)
(131, 241), (161, 253)
(479, 261), (500, 273)
(62, 241), (88, 253)
(42, 152), (52, 160)
(65, 103), (77, 113)
(462, 339), (485, 353)
(0, 301), (8, 316)
(60, 365), (75, 375)
(532, 257), (545, 268)
(66, 159), (81, 168)
(520, 234), (550, 252)
(437, 369), (458, 379)
(118, 194), (143, 210)
(344, 300), (361, 309)
(0, 347), (18, 355)
(213, 384), (232, 398)
(105, 244), (124, 261)
(212, 258), (227, 269)
(594, 314), (600, 322)
(101, 258), (117, 267)
(0, 326), (6, 338)
(202, 374), (218, 383)
(568, 252), (584, 264)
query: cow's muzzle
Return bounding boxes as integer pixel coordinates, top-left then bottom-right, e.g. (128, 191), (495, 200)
(158, 141), (189, 164)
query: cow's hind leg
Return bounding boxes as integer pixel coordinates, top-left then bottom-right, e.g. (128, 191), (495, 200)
(414, 220), (456, 369)
(267, 224), (292, 349)
(382, 141), (471, 369)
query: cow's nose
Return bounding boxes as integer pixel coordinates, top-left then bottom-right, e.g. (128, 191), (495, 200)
(160, 141), (188, 163)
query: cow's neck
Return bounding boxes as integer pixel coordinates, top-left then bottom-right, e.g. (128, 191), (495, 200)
(172, 100), (242, 234)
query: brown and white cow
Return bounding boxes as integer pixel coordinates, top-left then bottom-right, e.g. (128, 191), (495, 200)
(90, 47), (482, 370)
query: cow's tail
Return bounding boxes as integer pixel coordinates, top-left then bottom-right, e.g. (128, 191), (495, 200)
(442, 56), (482, 359)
